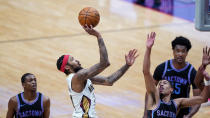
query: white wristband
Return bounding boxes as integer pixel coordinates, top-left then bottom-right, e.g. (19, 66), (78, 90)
(204, 80), (210, 86)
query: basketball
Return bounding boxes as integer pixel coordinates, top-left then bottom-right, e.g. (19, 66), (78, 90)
(78, 7), (100, 28)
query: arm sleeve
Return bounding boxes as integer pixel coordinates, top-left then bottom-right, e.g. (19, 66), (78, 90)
(190, 67), (197, 89)
(153, 62), (165, 81)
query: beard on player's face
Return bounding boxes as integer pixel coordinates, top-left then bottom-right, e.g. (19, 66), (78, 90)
(73, 66), (83, 73)
(65, 66), (83, 75)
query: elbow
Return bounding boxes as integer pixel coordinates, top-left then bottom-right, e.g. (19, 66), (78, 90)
(106, 61), (110, 67)
(199, 97), (208, 104)
(106, 79), (113, 86)
(101, 61), (110, 68)
(204, 99), (208, 103)
(107, 83), (113, 86)
(108, 81), (113, 86)
(203, 98), (208, 103)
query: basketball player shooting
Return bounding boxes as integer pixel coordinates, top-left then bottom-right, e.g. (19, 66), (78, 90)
(143, 32), (209, 118)
(56, 25), (138, 118)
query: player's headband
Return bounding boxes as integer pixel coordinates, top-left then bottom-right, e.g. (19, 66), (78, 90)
(60, 55), (70, 72)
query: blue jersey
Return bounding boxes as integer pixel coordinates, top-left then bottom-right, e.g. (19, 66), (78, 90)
(153, 59), (197, 118)
(147, 100), (177, 118)
(15, 92), (44, 118)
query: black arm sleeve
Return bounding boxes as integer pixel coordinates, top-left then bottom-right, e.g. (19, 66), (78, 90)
(190, 67), (197, 89)
(153, 62), (165, 81)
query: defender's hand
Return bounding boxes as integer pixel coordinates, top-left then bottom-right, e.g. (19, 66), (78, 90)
(146, 32), (156, 49)
(202, 46), (210, 66)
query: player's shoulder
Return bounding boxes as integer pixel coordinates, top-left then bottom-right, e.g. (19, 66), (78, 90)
(8, 95), (18, 107)
(186, 61), (195, 67)
(40, 93), (50, 102)
(186, 62), (196, 70)
(41, 94), (50, 108)
(9, 95), (17, 102)
(156, 60), (169, 69)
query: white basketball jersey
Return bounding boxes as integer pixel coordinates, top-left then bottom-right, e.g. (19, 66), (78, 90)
(66, 73), (97, 118)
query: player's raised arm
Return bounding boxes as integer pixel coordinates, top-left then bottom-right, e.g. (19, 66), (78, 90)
(194, 46), (210, 90)
(74, 25), (110, 81)
(143, 32), (158, 96)
(90, 49), (139, 86)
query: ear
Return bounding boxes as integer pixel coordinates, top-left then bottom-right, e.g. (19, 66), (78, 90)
(65, 65), (70, 71)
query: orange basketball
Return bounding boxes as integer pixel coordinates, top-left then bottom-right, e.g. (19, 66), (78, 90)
(78, 7), (100, 28)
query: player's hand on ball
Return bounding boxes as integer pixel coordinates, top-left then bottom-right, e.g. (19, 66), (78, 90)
(83, 24), (101, 38)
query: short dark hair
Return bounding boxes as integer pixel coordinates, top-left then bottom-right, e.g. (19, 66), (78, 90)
(21, 73), (33, 83)
(171, 36), (192, 51)
(56, 55), (70, 75)
(56, 55), (64, 70)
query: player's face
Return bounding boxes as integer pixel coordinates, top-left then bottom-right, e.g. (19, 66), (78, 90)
(22, 74), (37, 92)
(158, 80), (173, 95)
(173, 45), (188, 64)
(67, 56), (83, 73)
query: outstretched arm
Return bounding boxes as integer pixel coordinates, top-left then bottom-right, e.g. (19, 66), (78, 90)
(175, 70), (210, 109)
(74, 25), (110, 81)
(90, 49), (138, 86)
(143, 32), (159, 105)
(194, 47), (210, 90)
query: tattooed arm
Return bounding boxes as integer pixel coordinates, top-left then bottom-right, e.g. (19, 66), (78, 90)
(90, 64), (130, 86)
(73, 25), (110, 82)
(90, 49), (138, 86)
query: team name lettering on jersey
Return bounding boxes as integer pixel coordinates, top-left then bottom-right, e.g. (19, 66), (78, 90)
(157, 110), (176, 117)
(18, 110), (42, 117)
(88, 84), (94, 93)
(164, 76), (187, 85)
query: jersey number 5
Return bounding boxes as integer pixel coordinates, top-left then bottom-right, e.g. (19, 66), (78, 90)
(173, 83), (181, 94)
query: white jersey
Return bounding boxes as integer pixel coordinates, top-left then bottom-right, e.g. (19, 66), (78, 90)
(66, 73), (97, 118)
